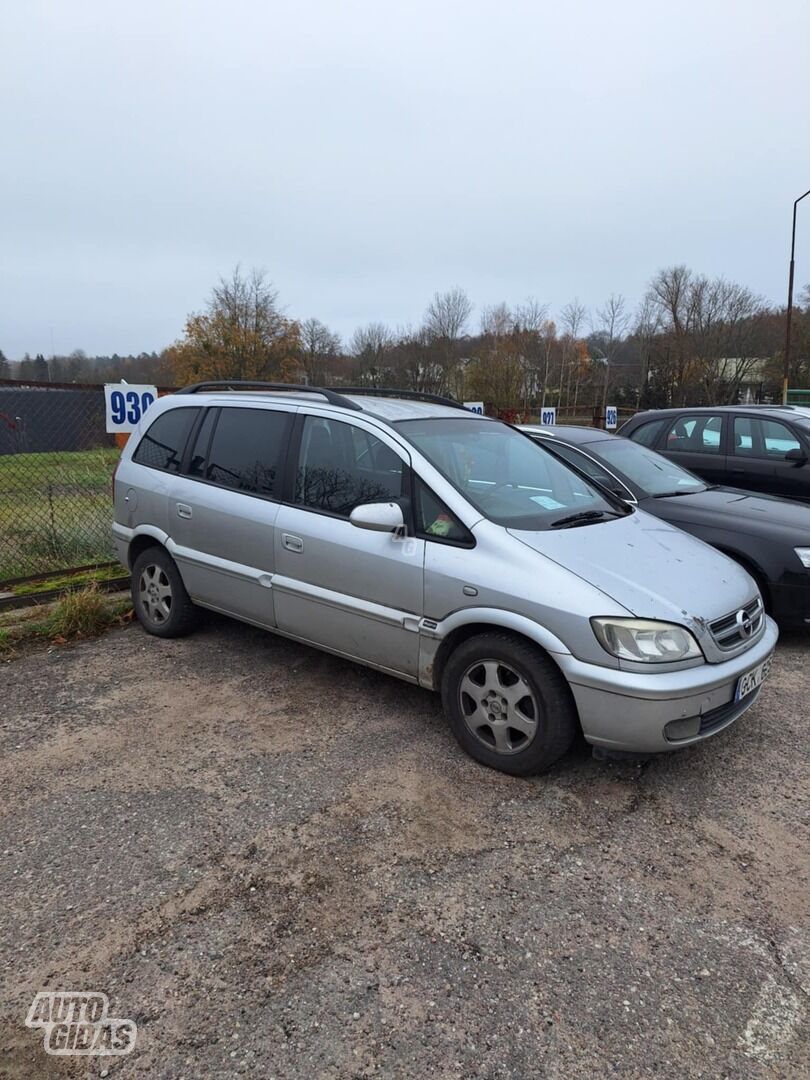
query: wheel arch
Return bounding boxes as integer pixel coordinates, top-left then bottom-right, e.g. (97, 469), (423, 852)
(126, 527), (170, 569)
(713, 545), (772, 613)
(424, 611), (571, 692)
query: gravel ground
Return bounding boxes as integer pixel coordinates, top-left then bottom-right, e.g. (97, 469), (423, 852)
(0, 615), (808, 1079)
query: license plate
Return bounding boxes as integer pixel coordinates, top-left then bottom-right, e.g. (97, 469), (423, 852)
(735, 656), (772, 702)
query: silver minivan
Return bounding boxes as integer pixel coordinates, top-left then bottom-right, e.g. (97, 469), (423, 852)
(113, 383), (777, 774)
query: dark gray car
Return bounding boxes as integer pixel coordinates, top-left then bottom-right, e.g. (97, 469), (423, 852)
(619, 405), (810, 502)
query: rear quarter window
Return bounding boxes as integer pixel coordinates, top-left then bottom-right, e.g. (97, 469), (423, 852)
(132, 407), (199, 472)
(627, 418), (666, 447)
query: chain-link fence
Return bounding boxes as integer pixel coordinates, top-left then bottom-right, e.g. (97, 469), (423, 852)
(0, 380), (640, 585)
(0, 381), (121, 582)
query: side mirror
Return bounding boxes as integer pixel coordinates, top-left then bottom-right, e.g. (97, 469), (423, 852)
(349, 501), (405, 533)
(785, 448), (808, 464)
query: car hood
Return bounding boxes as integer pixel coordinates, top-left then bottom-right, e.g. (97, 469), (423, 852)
(508, 509), (756, 625)
(652, 486), (810, 535)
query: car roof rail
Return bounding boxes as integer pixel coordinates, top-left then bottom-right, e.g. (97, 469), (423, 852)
(326, 386), (469, 410)
(175, 380), (363, 411)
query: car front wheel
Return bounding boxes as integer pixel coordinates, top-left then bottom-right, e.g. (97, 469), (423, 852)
(441, 632), (577, 775)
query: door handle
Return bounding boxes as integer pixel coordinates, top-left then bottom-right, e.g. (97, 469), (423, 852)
(282, 533), (304, 553)
(177, 503), (193, 519)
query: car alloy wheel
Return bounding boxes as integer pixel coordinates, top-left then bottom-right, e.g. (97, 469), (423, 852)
(458, 658), (539, 754)
(138, 562), (173, 625)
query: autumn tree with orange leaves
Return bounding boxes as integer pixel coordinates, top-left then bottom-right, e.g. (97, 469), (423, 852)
(166, 267), (300, 385)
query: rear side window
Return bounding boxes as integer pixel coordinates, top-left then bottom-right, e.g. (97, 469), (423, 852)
(628, 418), (666, 448)
(132, 407), (199, 473)
(762, 419), (801, 457)
(665, 414), (723, 454)
(197, 407), (291, 497)
(733, 416), (802, 459)
(295, 416), (405, 516)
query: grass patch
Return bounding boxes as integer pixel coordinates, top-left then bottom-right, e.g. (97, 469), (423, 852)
(7, 564), (123, 596)
(0, 587), (132, 655)
(45, 584), (111, 638)
(0, 446), (120, 579)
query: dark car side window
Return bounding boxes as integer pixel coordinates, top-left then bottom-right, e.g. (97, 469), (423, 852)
(733, 416), (802, 459)
(629, 418), (667, 448)
(192, 407), (291, 497)
(665, 414), (723, 454)
(132, 407), (200, 473)
(295, 416), (406, 517)
(545, 442), (634, 499)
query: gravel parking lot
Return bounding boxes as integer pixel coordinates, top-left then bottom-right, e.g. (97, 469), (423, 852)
(1, 616), (808, 1079)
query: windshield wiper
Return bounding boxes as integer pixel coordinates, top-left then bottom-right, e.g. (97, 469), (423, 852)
(651, 488), (704, 498)
(550, 510), (617, 529)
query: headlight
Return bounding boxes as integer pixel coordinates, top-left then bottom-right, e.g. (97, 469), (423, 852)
(795, 547), (810, 569)
(591, 617), (703, 663)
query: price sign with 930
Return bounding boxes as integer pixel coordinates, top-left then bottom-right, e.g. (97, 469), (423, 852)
(104, 384), (157, 434)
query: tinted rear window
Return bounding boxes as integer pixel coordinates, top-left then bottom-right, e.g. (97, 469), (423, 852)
(628, 418), (666, 447)
(133, 408), (199, 472)
(202, 407), (291, 496)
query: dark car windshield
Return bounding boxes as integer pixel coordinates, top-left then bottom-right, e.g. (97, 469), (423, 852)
(589, 437), (707, 496)
(396, 417), (629, 530)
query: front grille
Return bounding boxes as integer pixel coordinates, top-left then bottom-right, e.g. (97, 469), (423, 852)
(709, 597), (763, 651)
(698, 690), (760, 734)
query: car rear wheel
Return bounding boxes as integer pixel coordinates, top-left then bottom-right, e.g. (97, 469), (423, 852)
(441, 632), (577, 775)
(131, 546), (198, 638)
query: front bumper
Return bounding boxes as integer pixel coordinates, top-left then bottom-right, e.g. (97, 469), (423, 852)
(556, 616), (778, 753)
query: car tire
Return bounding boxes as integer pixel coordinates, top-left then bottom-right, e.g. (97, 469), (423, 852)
(131, 545), (198, 638)
(441, 632), (577, 775)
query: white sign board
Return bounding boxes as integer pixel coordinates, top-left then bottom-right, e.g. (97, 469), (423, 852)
(539, 406), (557, 427)
(105, 384), (158, 434)
(605, 405), (618, 430)
(464, 401), (485, 415)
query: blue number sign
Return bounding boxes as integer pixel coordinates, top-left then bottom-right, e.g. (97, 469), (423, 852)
(105, 384), (158, 434)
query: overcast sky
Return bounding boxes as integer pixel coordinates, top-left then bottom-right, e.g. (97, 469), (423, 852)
(1, 0), (809, 359)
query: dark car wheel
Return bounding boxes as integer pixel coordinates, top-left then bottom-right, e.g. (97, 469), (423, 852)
(441, 632), (577, 775)
(131, 546), (198, 638)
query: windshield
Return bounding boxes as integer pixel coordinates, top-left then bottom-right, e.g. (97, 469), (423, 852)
(396, 417), (627, 529)
(589, 437), (707, 496)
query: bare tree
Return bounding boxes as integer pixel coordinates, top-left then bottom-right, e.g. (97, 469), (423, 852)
(559, 299), (587, 406)
(645, 265), (697, 402)
(633, 295), (663, 406)
(514, 299), (550, 407)
(424, 287), (473, 340)
(593, 294), (630, 408)
(299, 317), (341, 385)
(350, 322), (394, 385)
(422, 288), (473, 394)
